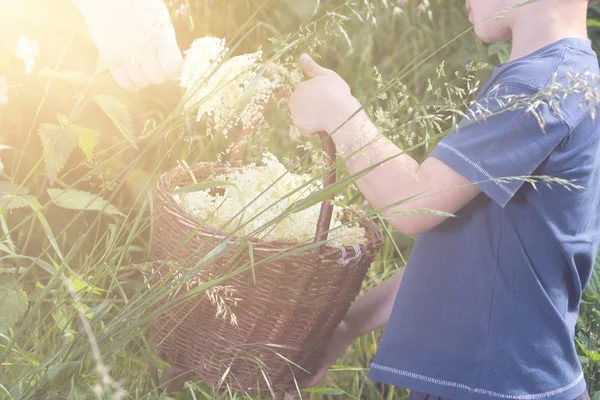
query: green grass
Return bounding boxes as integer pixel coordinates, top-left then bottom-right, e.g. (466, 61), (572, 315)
(0, 1), (599, 399)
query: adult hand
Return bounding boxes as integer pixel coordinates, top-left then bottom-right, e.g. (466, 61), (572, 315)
(282, 319), (355, 400)
(74, 0), (183, 90)
(288, 53), (361, 136)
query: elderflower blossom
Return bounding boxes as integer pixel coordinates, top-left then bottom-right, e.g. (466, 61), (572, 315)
(173, 152), (366, 248)
(16, 36), (39, 75)
(180, 36), (276, 132)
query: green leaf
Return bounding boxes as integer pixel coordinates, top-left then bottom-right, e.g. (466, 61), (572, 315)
(39, 123), (79, 183)
(0, 194), (37, 210)
(47, 361), (81, 390)
(591, 391), (600, 400)
(71, 124), (99, 160)
(488, 41), (511, 64)
(56, 114), (70, 127)
(234, 65), (267, 118)
(0, 276), (28, 328)
(94, 94), (137, 149)
(0, 181), (29, 196)
(69, 275), (104, 295)
(283, 170), (368, 217)
(47, 188), (124, 217)
(192, 237), (233, 271)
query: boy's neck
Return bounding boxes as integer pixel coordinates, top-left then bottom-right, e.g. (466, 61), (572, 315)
(508, 1), (589, 61)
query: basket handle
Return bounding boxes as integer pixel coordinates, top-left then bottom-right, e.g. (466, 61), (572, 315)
(311, 131), (336, 257)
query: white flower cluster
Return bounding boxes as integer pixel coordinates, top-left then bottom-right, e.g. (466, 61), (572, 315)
(16, 36), (39, 76)
(173, 152), (366, 248)
(180, 36), (276, 132)
(0, 35), (40, 106)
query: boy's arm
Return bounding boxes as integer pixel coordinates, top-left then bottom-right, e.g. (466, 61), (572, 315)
(343, 267), (405, 339)
(330, 105), (481, 236)
(290, 55), (481, 236)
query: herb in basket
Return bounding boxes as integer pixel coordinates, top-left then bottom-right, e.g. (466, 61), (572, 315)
(173, 151), (367, 247)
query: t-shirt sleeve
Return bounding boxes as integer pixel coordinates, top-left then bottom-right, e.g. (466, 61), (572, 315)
(430, 83), (571, 208)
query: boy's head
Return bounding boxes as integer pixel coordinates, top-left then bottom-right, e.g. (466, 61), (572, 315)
(467, 0), (592, 43)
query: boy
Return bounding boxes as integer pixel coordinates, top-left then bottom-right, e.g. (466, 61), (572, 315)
(287, 0), (600, 399)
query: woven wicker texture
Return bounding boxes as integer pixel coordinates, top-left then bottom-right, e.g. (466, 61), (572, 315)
(148, 135), (383, 394)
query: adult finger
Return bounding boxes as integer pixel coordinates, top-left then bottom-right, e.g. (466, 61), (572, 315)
(109, 63), (134, 91)
(157, 39), (183, 81)
(126, 62), (152, 88)
(141, 53), (167, 84)
(299, 53), (331, 78)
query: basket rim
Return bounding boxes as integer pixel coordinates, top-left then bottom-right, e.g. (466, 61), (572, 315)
(155, 162), (384, 253)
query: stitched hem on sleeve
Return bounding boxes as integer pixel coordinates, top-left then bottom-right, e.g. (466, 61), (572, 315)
(431, 142), (517, 207)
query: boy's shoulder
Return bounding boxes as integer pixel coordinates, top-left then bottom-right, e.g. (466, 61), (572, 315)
(491, 38), (599, 129)
(495, 38), (598, 89)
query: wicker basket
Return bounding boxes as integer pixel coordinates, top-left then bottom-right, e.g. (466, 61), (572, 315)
(148, 133), (383, 395)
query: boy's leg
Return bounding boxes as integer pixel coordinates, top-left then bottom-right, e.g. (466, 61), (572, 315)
(576, 390), (591, 400)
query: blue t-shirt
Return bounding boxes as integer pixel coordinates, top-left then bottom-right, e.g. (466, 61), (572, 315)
(368, 38), (600, 400)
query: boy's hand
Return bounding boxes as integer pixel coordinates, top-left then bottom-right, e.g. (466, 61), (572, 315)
(288, 54), (362, 136)
(74, 0), (182, 90)
(283, 319), (355, 400)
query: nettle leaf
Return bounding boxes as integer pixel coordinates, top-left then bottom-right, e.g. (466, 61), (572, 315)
(0, 181), (29, 196)
(39, 123), (79, 183)
(0, 194), (38, 210)
(70, 124), (99, 160)
(0, 276), (28, 328)
(94, 94), (137, 149)
(47, 188), (124, 217)
(0, 181), (34, 210)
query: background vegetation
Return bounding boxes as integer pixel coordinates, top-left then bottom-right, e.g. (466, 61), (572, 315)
(0, 0), (598, 399)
